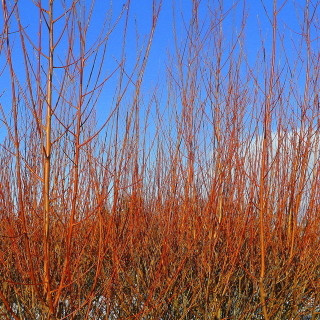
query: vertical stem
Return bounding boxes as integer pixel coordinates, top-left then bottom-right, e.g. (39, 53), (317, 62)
(258, 0), (278, 318)
(43, 0), (54, 315)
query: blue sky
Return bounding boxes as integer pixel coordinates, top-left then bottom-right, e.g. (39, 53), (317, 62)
(0, 0), (318, 142)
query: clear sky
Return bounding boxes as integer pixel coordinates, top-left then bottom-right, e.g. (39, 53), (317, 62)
(0, 0), (318, 142)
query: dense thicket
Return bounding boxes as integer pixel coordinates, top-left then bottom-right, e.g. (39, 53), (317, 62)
(0, 0), (319, 319)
